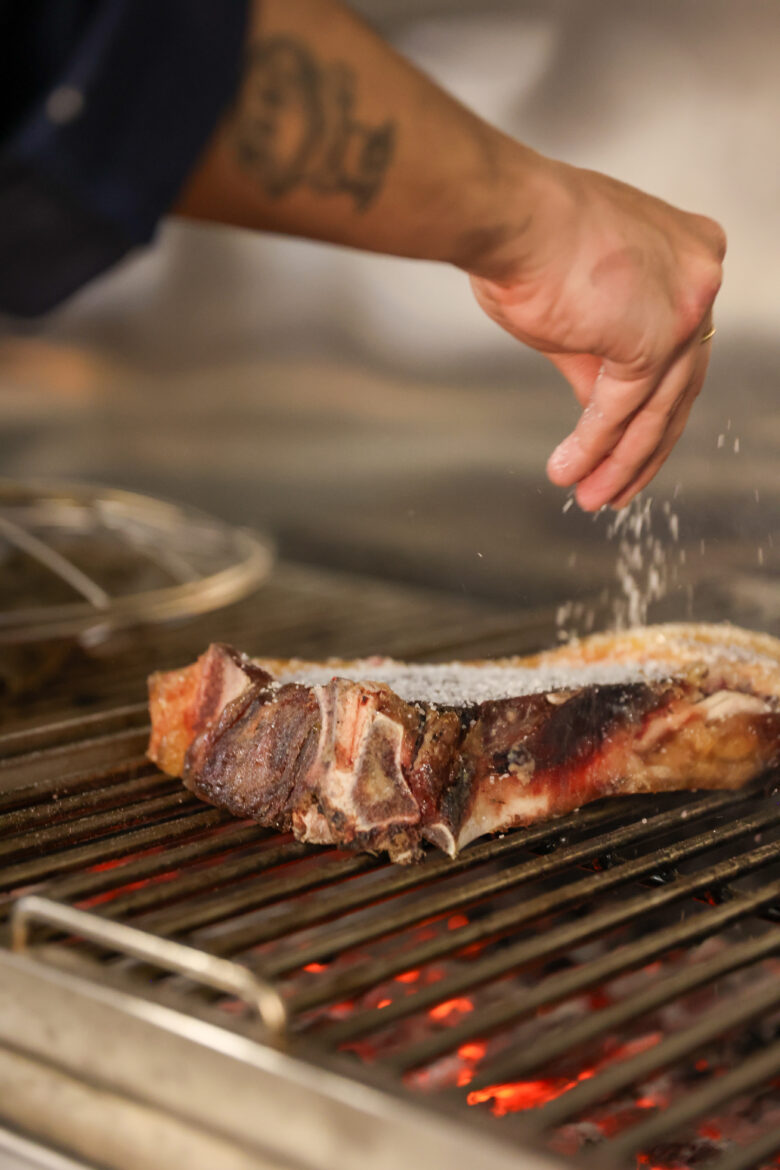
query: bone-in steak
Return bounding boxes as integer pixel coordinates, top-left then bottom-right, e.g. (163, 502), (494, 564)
(147, 624), (780, 863)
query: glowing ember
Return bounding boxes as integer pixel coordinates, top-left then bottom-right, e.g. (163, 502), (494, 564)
(395, 970), (421, 984)
(448, 914), (469, 930)
(468, 1079), (574, 1117)
(467, 1033), (662, 1118)
(303, 962), (327, 973)
(697, 1123), (722, 1142)
(635, 1094), (670, 1110)
(428, 997), (474, 1022)
(458, 1042), (487, 1063)
(377, 998), (392, 1009)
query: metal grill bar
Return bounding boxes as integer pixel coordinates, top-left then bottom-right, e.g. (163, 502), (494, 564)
(599, 1035), (780, 1164)
(463, 928), (780, 1093)
(0, 702), (147, 758)
(259, 790), (768, 987)
(524, 966), (780, 1132)
(0, 730), (151, 793)
(708, 1129), (780, 1170)
(135, 800), (645, 945)
(93, 836), (317, 918)
(0, 767), (171, 836)
(2, 684), (780, 1170)
(304, 802), (780, 1036)
(346, 872), (780, 1069)
(0, 806), (228, 895)
(51, 822), (271, 903)
(0, 788), (199, 866)
(131, 849), (380, 935)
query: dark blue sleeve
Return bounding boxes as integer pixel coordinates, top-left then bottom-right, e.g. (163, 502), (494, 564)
(0, 0), (250, 316)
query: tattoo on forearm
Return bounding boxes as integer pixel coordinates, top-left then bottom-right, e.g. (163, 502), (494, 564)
(234, 35), (396, 211)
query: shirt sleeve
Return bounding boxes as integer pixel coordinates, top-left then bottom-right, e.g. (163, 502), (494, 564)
(0, 0), (250, 316)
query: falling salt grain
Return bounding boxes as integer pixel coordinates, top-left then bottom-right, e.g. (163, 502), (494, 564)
(733, 438), (740, 454)
(562, 496), (574, 514)
(717, 434), (725, 448)
(758, 548), (765, 566)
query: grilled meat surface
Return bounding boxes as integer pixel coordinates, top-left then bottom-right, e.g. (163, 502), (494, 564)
(147, 625), (780, 862)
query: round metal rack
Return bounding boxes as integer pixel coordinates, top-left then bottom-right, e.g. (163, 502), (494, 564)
(0, 478), (274, 648)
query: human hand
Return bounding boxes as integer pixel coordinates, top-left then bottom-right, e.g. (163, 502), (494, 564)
(468, 158), (726, 510)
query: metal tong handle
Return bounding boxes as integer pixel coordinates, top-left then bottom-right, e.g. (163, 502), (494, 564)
(11, 894), (287, 1037)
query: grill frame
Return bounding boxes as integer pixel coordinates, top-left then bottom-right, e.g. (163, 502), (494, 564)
(2, 670), (780, 1169)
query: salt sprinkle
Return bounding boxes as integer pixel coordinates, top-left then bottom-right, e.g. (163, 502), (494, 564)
(275, 658), (672, 707)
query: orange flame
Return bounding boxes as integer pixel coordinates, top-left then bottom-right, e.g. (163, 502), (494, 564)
(395, 969), (421, 984)
(304, 962), (327, 973)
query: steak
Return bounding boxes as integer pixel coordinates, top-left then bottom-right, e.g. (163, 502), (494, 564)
(147, 624), (780, 863)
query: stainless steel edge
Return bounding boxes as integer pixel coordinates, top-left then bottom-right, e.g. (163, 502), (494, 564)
(11, 896), (288, 1037)
(0, 948), (576, 1170)
(0, 1127), (101, 1170)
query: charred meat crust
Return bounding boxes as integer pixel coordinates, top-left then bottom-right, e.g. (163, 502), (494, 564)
(184, 681), (319, 828)
(148, 637), (780, 863)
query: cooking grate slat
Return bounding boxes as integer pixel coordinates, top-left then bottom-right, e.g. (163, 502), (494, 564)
(2, 700), (780, 1170)
(0, 805), (229, 896)
(259, 790), (773, 988)
(0, 766), (172, 834)
(709, 1129), (780, 1170)
(93, 836), (326, 919)
(462, 927), (780, 1092)
(524, 969), (780, 1133)
(129, 847), (379, 935)
(310, 800), (780, 1041)
(191, 800), (648, 957)
(370, 871), (780, 1072)
(0, 786), (199, 866)
(201, 804), (664, 959)
(600, 1036), (780, 1164)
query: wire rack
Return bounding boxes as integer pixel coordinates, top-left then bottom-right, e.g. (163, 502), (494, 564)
(0, 478), (274, 648)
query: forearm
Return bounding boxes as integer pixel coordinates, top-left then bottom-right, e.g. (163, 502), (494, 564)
(176, 0), (539, 274)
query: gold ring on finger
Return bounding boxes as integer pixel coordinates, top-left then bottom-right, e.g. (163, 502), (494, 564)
(699, 326), (717, 344)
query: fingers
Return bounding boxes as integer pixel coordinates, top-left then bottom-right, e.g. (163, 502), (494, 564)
(579, 339), (710, 510)
(608, 384), (699, 509)
(546, 363), (661, 490)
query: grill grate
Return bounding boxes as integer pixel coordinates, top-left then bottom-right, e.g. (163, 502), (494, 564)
(2, 704), (780, 1170)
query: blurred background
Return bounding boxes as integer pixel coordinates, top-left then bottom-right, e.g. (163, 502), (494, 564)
(1, 0), (778, 636)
